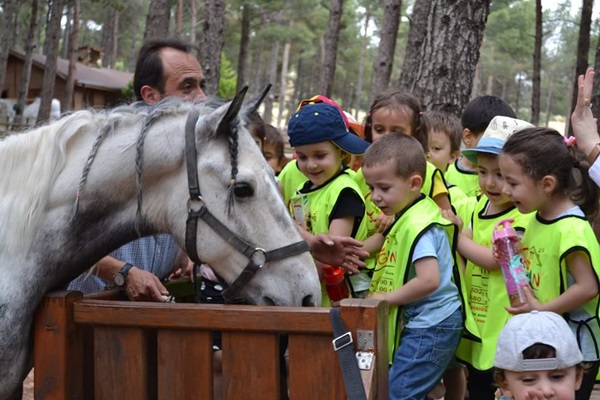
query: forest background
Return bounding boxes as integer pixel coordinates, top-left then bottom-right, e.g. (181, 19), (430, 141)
(0, 0), (598, 134)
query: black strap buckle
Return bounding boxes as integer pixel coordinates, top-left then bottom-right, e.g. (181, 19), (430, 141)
(332, 331), (353, 351)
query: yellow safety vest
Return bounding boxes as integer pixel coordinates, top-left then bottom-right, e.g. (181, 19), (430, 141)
(369, 195), (458, 361)
(456, 196), (533, 370)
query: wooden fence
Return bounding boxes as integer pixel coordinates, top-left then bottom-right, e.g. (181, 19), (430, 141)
(33, 291), (389, 400)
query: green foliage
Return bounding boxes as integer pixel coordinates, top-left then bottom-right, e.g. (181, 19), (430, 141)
(218, 54), (238, 99)
(121, 79), (135, 102)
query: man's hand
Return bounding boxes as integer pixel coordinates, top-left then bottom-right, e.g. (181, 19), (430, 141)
(310, 234), (369, 273)
(124, 267), (170, 302)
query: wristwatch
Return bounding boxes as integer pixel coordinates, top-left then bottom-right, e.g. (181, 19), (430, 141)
(113, 263), (134, 287)
(588, 142), (600, 165)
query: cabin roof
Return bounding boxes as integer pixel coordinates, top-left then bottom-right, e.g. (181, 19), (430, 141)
(10, 49), (133, 92)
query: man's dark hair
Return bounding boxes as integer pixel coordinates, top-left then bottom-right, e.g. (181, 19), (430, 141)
(461, 95), (516, 137)
(133, 37), (195, 101)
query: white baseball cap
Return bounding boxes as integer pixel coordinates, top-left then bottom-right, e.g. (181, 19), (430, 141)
(494, 310), (583, 371)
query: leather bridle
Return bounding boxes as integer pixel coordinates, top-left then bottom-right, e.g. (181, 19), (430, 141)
(184, 108), (309, 301)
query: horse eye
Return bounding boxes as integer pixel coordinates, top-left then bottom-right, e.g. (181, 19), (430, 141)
(233, 182), (254, 198)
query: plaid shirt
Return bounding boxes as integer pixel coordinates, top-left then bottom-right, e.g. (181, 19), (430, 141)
(68, 234), (180, 293)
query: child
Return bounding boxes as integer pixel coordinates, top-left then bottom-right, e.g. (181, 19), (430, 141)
(287, 102), (370, 305)
(446, 96), (516, 198)
(499, 127), (600, 400)
(449, 116), (535, 400)
(362, 90), (451, 210)
(420, 109), (470, 400)
(263, 124), (287, 175)
(362, 132), (462, 400)
(494, 310), (584, 400)
(278, 95), (361, 206)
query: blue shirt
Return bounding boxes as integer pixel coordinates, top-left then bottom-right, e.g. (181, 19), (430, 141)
(68, 234), (180, 293)
(403, 226), (461, 329)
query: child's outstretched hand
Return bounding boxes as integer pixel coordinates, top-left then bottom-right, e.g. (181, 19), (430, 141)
(374, 213), (393, 233)
(441, 209), (463, 232)
(505, 285), (541, 315)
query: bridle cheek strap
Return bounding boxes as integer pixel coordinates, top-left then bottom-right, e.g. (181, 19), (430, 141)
(184, 109), (309, 301)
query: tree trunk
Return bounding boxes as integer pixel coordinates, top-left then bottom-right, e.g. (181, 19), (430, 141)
(545, 74), (554, 127)
(38, 0), (65, 123)
(61, 2), (71, 59)
(64, 0), (79, 111)
(262, 40), (279, 125)
(568, 0), (593, 136)
(15, 0), (40, 122)
(277, 26), (292, 129)
(236, 1), (251, 91)
(144, 0), (171, 39)
(399, 0), (491, 116)
(101, 6), (119, 69)
(398, 0), (428, 88)
(319, 0), (344, 97)
(371, 0), (402, 100)
(176, 0), (183, 36)
(199, 0), (226, 95)
(190, 0), (197, 46)
(530, 0), (542, 125)
(0, 0), (19, 97)
(355, 5), (370, 119)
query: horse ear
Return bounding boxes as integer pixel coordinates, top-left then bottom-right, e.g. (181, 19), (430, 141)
(215, 86), (248, 137)
(246, 83), (272, 115)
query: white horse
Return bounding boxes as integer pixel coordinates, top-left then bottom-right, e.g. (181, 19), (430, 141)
(0, 89), (320, 399)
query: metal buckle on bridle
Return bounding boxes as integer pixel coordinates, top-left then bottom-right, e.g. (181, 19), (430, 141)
(250, 248), (267, 268)
(187, 196), (204, 213)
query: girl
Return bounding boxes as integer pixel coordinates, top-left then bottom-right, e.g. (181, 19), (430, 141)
(287, 101), (370, 305)
(362, 90), (451, 211)
(499, 127), (600, 400)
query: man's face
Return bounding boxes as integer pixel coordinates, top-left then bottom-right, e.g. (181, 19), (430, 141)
(159, 47), (206, 102)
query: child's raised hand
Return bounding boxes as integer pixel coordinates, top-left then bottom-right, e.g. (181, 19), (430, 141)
(441, 209), (463, 231)
(505, 285), (540, 315)
(374, 213), (393, 233)
(571, 67), (599, 157)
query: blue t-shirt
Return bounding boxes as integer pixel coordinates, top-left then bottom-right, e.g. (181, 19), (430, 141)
(403, 226), (461, 329)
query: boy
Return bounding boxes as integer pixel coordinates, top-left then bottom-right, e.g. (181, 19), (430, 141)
(287, 102), (370, 304)
(494, 310), (584, 400)
(446, 95), (516, 198)
(450, 116), (534, 400)
(362, 132), (462, 400)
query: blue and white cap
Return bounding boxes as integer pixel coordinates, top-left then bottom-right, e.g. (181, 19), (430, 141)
(462, 116), (534, 163)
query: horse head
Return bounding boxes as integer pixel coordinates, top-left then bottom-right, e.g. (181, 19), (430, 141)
(173, 88), (321, 307)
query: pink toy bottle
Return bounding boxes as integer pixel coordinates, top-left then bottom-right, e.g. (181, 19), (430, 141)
(493, 219), (529, 307)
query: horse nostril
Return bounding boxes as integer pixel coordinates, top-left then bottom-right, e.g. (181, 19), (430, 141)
(262, 296), (276, 306)
(302, 295), (315, 307)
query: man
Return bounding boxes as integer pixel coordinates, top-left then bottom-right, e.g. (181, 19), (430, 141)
(69, 38), (205, 301)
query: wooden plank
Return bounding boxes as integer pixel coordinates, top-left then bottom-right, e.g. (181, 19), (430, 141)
(94, 327), (148, 400)
(339, 298), (389, 399)
(221, 332), (280, 399)
(157, 329), (213, 400)
(287, 334), (344, 399)
(74, 301), (334, 333)
(33, 291), (84, 400)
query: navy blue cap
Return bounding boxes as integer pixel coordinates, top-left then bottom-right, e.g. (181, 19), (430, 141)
(288, 103), (369, 155)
